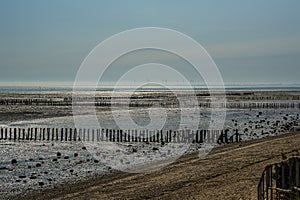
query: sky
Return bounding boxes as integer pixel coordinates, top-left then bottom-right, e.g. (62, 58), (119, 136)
(0, 0), (299, 85)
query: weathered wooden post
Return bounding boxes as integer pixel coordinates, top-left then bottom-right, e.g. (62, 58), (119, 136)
(60, 128), (64, 141)
(51, 128), (55, 141)
(35, 128), (38, 141)
(4, 128), (8, 140)
(78, 128), (82, 141)
(117, 129), (120, 142)
(112, 129), (116, 142)
(120, 129), (123, 142)
(109, 129), (112, 142)
(30, 128), (33, 140)
(13, 128), (17, 141)
(42, 128), (45, 141)
(200, 130), (204, 143)
(224, 129), (229, 144)
(9, 128), (12, 140)
(64, 128), (68, 141)
(69, 128), (73, 141)
(74, 128), (77, 141)
(47, 128), (50, 141)
(56, 128), (59, 141)
(235, 129), (239, 142)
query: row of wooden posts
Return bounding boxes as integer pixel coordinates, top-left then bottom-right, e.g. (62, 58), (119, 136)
(0, 127), (240, 144)
(0, 98), (299, 109)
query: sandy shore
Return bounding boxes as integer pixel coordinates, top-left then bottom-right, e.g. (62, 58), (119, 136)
(15, 131), (300, 200)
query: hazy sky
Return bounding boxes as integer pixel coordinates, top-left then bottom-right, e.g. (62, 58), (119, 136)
(0, 0), (299, 85)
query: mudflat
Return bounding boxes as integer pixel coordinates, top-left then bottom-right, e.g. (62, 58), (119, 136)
(18, 131), (300, 200)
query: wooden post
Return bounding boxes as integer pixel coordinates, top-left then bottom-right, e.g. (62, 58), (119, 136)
(78, 128), (82, 141)
(51, 128), (55, 141)
(74, 128), (77, 141)
(9, 128), (12, 140)
(13, 128), (17, 141)
(120, 129), (123, 142)
(69, 128), (72, 141)
(60, 128), (63, 141)
(47, 128), (50, 141)
(30, 128), (33, 140)
(235, 129), (239, 142)
(4, 128), (8, 140)
(56, 128), (59, 141)
(200, 130), (204, 143)
(35, 128), (38, 141)
(42, 128), (45, 140)
(64, 128), (67, 141)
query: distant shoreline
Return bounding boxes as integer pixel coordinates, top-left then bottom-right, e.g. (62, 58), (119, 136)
(0, 85), (300, 92)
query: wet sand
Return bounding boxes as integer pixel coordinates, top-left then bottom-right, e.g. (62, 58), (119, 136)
(17, 131), (300, 200)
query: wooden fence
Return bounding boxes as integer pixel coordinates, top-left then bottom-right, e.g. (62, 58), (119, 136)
(258, 157), (300, 200)
(0, 97), (299, 109)
(0, 127), (241, 144)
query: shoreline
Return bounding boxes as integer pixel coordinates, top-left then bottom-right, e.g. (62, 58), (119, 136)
(15, 131), (300, 200)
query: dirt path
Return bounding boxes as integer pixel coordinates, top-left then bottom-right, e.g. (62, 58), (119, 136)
(20, 132), (300, 200)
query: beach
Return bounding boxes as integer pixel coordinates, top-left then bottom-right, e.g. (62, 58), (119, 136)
(17, 131), (300, 200)
(0, 88), (299, 199)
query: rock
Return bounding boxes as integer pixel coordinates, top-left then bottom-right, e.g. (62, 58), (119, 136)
(74, 153), (78, 157)
(82, 146), (87, 150)
(64, 156), (69, 159)
(28, 166), (32, 169)
(52, 158), (58, 162)
(0, 167), (8, 170)
(36, 163), (41, 167)
(30, 176), (37, 179)
(11, 159), (17, 164)
(38, 182), (44, 186)
(19, 175), (26, 179)
(47, 178), (52, 182)
(94, 160), (99, 163)
(70, 169), (74, 173)
(56, 152), (61, 157)
(152, 147), (159, 151)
